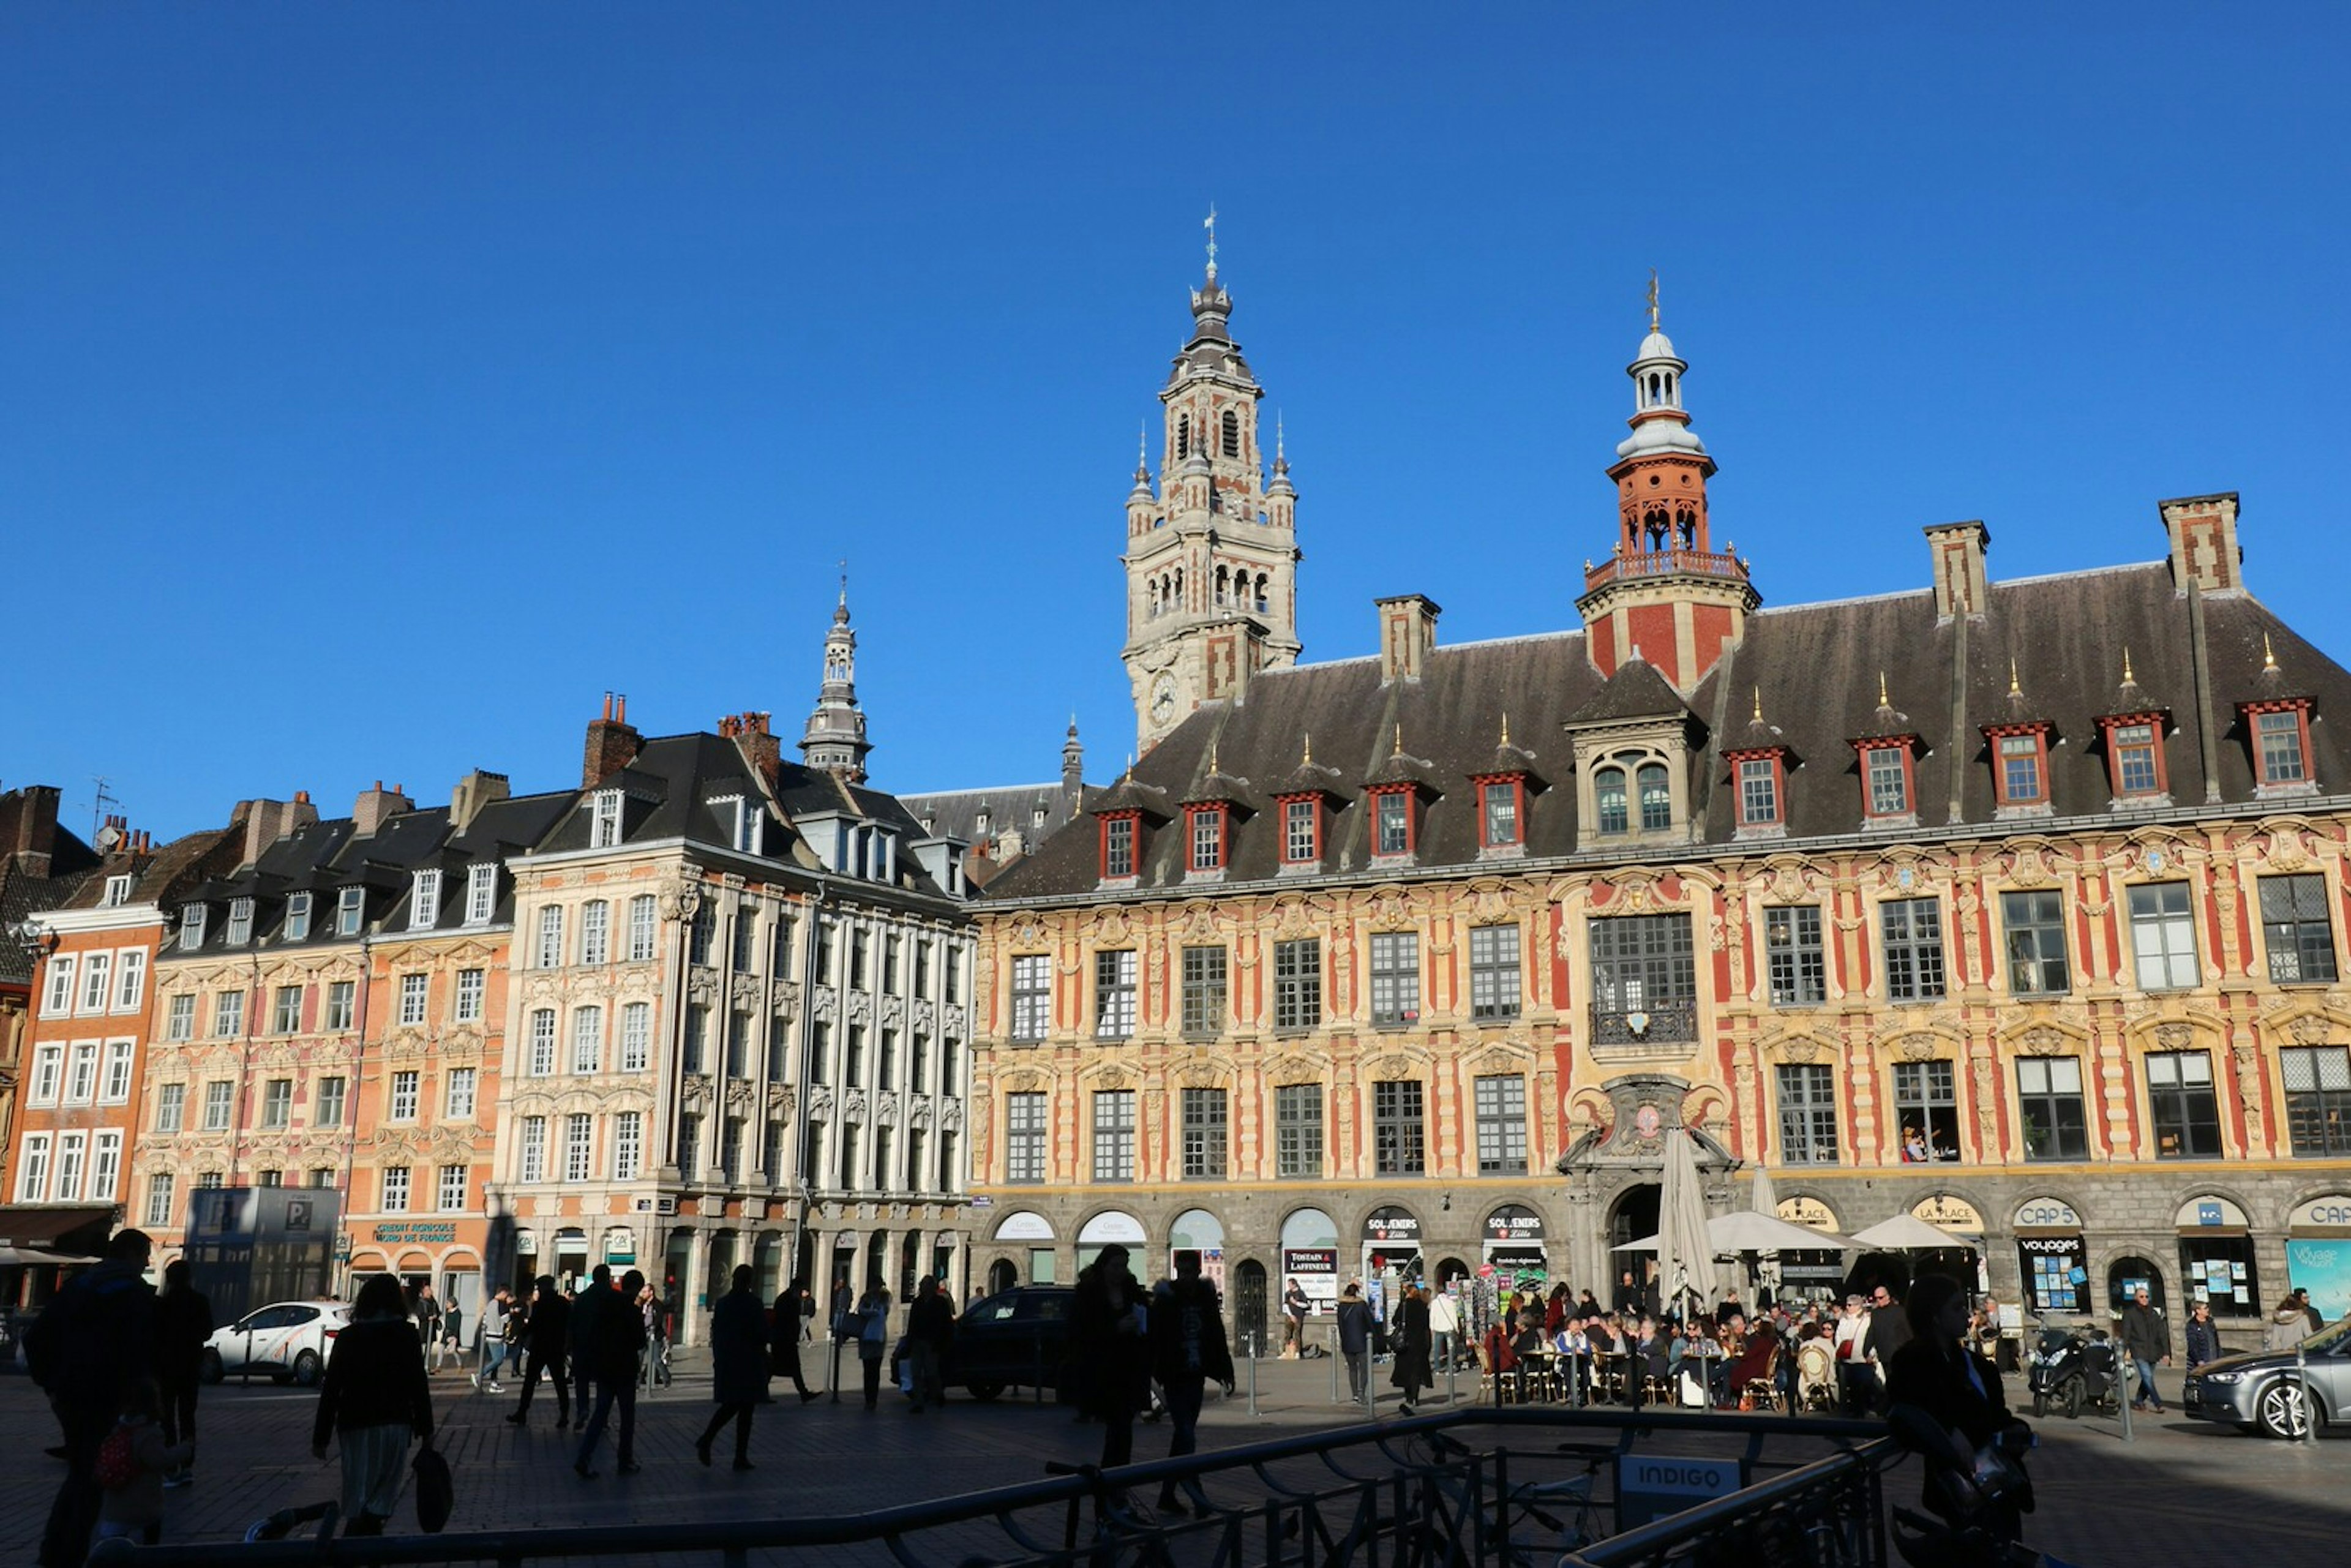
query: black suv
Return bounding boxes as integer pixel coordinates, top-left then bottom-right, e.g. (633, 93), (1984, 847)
(951, 1285), (1074, 1400)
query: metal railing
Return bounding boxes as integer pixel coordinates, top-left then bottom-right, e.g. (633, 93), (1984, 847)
(93, 1407), (1900, 1568)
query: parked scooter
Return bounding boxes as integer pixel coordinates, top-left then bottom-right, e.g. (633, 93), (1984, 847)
(2025, 1321), (2123, 1419)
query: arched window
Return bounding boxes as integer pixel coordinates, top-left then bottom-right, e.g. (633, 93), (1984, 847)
(1254, 574), (1270, 613)
(1176, 414), (1190, 459)
(1638, 763), (1671, 830)
(1595, 767), (1628, 835)
(1215, 566), (1229, 607)
(1221, 408), (1240, 457)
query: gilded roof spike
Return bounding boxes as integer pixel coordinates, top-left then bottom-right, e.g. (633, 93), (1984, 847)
(2009, 658), (2021, 697)
(1302, 733), (1313, 767)
(1392, 722), (1404, 757)
(1752, 686), (1764, 723)
(1878, 670), (1890, 707)
(2121, 647), (2135, 685)
(1499, 713), (1512, 747)
(2263, 632), (2280, 672)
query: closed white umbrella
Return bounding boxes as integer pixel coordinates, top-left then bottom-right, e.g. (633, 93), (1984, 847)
(1657, 1128), (1715, 1323)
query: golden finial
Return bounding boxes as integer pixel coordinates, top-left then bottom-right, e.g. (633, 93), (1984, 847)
(2008, 658), (2020, 697)
(1499, 713), (1512, 747)
(1392, 722), (1404, 757)
(1878, 671), (1890, 707)
(2263, 632), (2279, 672)
(1301, 732), (1313, 767)
(2121, 647), (2135, 685)
(1752, 686), (1764, 724)
(1209, 738), (1219, 773)
(1646, 268), (1660, 335)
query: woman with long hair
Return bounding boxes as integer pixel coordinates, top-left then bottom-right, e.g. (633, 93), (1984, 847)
(1388, 1282), (1433, 1416)
(310, 1274), (434, 1536)
(1883, 1274), (2033, 1546)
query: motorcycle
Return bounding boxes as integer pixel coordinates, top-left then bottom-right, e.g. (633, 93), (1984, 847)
(2025, 1322), (2123, 1419)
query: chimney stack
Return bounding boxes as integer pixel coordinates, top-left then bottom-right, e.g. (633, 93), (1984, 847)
(1924, 520), (1991, 620)
(583, 692), (644, 788)
(450, 770), (512, 833)
(727, 712), (782, 793)
(1376, 594), (1442, 683)
(238, 793), (322, 868)
(2161, 492), (2243, 594)
(0, 784), (62, 872)
(353, 780), (413, 838)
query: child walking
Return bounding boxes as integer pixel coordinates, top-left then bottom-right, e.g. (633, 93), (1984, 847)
(92, 1378), (194, 1551)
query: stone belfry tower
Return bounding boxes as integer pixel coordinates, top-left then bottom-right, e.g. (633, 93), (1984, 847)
(1123, 212), (1302, 752)
(1574, 276), (1759, 691)
(800, 580), (872, 784)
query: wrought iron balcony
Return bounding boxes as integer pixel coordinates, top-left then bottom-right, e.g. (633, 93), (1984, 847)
(1591, 1003), (1700, 1047)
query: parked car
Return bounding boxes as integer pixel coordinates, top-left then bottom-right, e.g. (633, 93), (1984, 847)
(201, 1300), (353, 1386)
(950, 1285), (1074, 1401)
(2181, 1314), (2350, 1438)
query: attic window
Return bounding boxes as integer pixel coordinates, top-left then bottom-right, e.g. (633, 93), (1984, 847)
(336, 885), (365, 936)
(1187, 805), (1228, 874)
(1372, 789), (1414, 857)
(1985, 723), (2053, 809)
(590, 790), (623, 849)
(1280, 798), (1321, 864)
(1860, 743), (1914, 819)
(976, 811), (991, 835)
(226, 898), (255, 945)
(408, 869), (441, 931)
(2101, 717), (2167, 801)
(285, 891), (313, 942)
(1594, 767), (1629, 835)
(1099, 813), (1138, 880)
(2248, 702), (2314, 793)
(101, 875), (132, 908)
(1736, 756), (1784, 829)
(1032, 805), (1048, 829)
(178, 905), (206, 952)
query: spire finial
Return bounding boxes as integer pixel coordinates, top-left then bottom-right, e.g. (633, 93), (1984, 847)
(1302, 732), (1313, 767)
(1203, 204), (1218, 281)
(1138, 421), (1149, 476)
(2263, 632), (2280, 672)
(2009, 658), (2021, 697)
(2121, 647), (2136, 685)
(1752, 686), (1764, 724)
(1392, 722), (1404, 757)
(1646, 268), (1660, 334)
(1878, 670), (1890, 707)
(1499, 712), (1512, 747)
(1276, 411), (1286, 461)
(1209, 738), (1219, 773)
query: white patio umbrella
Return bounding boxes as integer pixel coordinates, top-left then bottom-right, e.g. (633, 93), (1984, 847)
(1657, 1128), (1715, 1324)
(1849, 1212), (1971, 1251)
(1749, 1166), (1783, 1294)
(1707, 1209), (1859, 1253)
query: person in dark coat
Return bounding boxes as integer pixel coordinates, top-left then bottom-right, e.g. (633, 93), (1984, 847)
(1387, 1282), (1434, 1416)
(153, 1259), (213, 1488)
(694, 1266), (768, 1470)
(573, 1268), (645, 1479)
(904, 1275), (956, 1413)
(28, 1228), (157, 1568)
(1069, 1244), (1154, 1481)
(2183, 1301), (2222, 1370)
(770, 1274), (817, 1402)
(2117, 1287), (2169, 1413)
(310, 1274), (434, 1537)
(1149, 1251), (1235, 1514)
(1336, 1283), (1374, 1403)
(1883, 1274), (2031, 1546)
(507, 1275), (571, 1427)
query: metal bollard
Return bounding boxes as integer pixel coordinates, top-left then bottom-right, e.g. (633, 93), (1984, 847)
(1445, 1348), (1457, 1408)
(1329, 1319), (1340, 1405)
(2298, 1341), (2315, 1444)
(1247, 1334), (1259, 1417)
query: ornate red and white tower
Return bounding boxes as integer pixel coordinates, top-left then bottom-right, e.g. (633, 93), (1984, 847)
(1575, 276), (1758, 689)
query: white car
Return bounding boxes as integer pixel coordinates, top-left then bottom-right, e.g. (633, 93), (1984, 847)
(201, 1300), (353, 1386)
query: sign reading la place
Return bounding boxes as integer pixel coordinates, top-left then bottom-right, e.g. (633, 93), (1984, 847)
(372, 1221), (460, 1245)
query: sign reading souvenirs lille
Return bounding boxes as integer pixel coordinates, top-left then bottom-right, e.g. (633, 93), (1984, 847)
(373, 1221), (460, 1245)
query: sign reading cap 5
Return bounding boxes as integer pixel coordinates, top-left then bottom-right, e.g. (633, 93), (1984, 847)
(2014, 1198), (2080, 1229)
(2295, 1195), (2351, 1229)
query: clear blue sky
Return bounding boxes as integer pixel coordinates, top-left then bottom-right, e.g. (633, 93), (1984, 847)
(6, 6), (2347, 842)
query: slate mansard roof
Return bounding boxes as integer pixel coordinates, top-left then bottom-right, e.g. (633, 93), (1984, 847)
(983, 560), (2351, 901)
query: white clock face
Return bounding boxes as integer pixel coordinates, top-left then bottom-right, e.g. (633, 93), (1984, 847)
(1152, 675), (1177, 721)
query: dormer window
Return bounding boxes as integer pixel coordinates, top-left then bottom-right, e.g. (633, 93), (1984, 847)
(590, 790), (623, 849)
(1372, 788), (1414, 857)
(1859, 742), (1915, 819)
(1281, 798), (1320, 863)
(464, 863), (497, 925)
(714, 795), (762, 855)
(408, 869), (441, 931)
(976, 810), (992, 836)
(2248, 701), (2314, 792)
(1480, 780), (1521, 849)
(1099, 813), (1139, 880)
(2099, 715), (2169, 801)
(101, 875), (132, 908)
(335, 886), (365, 937)
(178, 905), (206, 951)
(284, 891), (313, 942)
(1985, 722), (2053, 811)
(1722, 746), (1789, 837)
(226, 897), (254, 945)
(1186, 805), (1228, 873)
(1594, 767), (1629, 835)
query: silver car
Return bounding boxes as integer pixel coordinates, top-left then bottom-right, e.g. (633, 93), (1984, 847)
(2181, 1315), (2349, 1438)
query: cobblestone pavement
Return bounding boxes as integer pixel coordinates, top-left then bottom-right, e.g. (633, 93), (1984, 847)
(1, 1357), (2341, 1564)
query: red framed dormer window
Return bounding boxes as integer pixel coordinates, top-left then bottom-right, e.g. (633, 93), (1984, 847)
(1370, 786), (1416, 857)
(1725, 750), (1787, 831)
(1277, 796), (1322, 865)
(1471, 776), (1524, 850)
(1186, 804), (1228, 872)
(2244, 699), (2315, 792)
(2099, 712), (2170, 801)
(1856, 740), (1918, 820)
(1098, 812), (1141, 880)
(1984, 722), (2053, 808)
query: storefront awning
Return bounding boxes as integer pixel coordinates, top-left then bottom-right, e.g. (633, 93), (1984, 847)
(0, 1205), (114, 1256)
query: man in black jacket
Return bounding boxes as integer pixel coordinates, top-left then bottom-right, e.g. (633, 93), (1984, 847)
(770, 1275), (817, 1401)
(508, 1276), (571, 1427)
(1151, 1253), (1235, 1514)
(573, 1269), (646, 1479)
(2118, 1288), (2169, 1414)
(28, 1229), (156, 1567)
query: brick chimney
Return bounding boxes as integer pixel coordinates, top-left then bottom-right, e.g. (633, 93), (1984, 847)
(2161, 492), (2243, 594)
(450, 770), (511, 833)
(236, 792), (321, 868)
(0, 784), (63, 874)
(583, 692), (644, 788)
(725, 712), (782, 794)
(1924, 520), (1990, 620)
(353, 781), (413, 838)
(1376, 594), (1441, 683)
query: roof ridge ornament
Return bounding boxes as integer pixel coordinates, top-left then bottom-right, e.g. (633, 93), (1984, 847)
(2263, 632), (2280, 673)
(1752, 686), (1764, 724)
(1646, 268), (1660, 336)
(2122, 647), (2135, 685)
(1204, 204), (1218, 283)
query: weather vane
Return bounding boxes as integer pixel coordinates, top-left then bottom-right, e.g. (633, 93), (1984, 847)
(1204, 204), (1218, 279)
(1646, 268), (1660, 334)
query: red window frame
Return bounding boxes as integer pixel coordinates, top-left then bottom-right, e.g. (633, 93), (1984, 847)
(1098, 812), (1140, 879)
(1856, 740), (1918, 819)
(1984, 722), (2052, 807)
(1185, 805), (1228, 872)
(2098, 712), (2169, 800)
(1470, 775), (1525, 849)
(1275, 795), (1322, 865)
(2244, 699), (2315, 789)
(1724, 749), (1787, 828)
(1370, 786), (1417, 856)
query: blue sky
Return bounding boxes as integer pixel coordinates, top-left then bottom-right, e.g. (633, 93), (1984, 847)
(5, 6), (2347, 842)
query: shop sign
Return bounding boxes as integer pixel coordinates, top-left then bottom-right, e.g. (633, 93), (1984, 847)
(994, 1211), (1056, 1242)
(1362, 1208), (1420, 1245)
(516, 1230), (538, 1256)
(1281, 1248), (1340, 1313)
(1913, 1195), (1985, 1233)
(1483, 1206), (1546, 1243)
(2175, 1195), (2249, 1229)
(1488, 1247), (1547, 1275)
(1777, 1196), (1839, 1231)
(604, 1227), (636, 1264)
(1618, 1455), (1750, 1530)
(2290, 1194), (2351, 1231)
(2013, 1197), (2080, 1230)
(372, 1222), (458, 1245)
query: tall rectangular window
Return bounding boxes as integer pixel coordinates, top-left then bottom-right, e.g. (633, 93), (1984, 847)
(690, 906), (714, 966)
(528, 1009), (557, 1075)
(1283, 800), (1317, 863)
(621, 1002), (651, 1071)
(566, 1114), (595, 1182)
(315, 1075), (346, 1128)
(1373, 1080), (1426, 1175)
(720, 1117), (746, 1184)
(54, 1134), (84, 1201)
(398, 973), (429, 1026)
(213, 989), (246, 1038)
(1190, 808), (1224, 872)
(156, 1082), (185, 1133)
(732, 908), (756, 972)
(1764, 906), (1826, 1006)
(850, 931), (869, 989)
(145, 1172), (175, 1229)
(1738, 757), (1781, 827)
(1005, 1092), (1046, 1184)
(519, 1117), (547, 1182)
(1375, 792), (1409, 855)
(1997, 733), (2046, 804)
(1474, 1074), (1528, 1175)
(381, 1166), (411, 1212)
(2017, 1057), (2090, 1160)
(203, 1080), (234, 1131)
(42, 955), (75, 1016)
(15, 1135), (51, 1202)
(67, 1043), (98, 1103)
(1180, 1088), (1228, 1179)
(1181, 945), (1226, 1037)
(261, 1078), (293, 1130)
(1103, 816), (1134, 878)
(2128, 883), (2200, 989)
(1094, 950), (1137, 1040)
(1275, 1084), (1323, 1177)
(225, 899), (253, 945)
(1091, 1089), (1135, 1182)
(91, 1132), (121, 1201)
(590, 790), (622, 847)
(614, 1111), (642, 1180)
(284, 892), (313, 942)
(96, 1040), (135, 1100)
(165, 993), (195, 1041)
(1482, 781), (1520, 847)
(29, 1043), (62, 1104)
(336, 887), (364, 936)
(1010, 955), (1050, 1041)
(2283, 1046), (2351, 1157)
(726, 1011), (751, 1079)
(178, 906), (205, 951)
(446, 1067), (477, 1119)
(1892, 1060), (1958, 1163)
(437, 1164), (467, 1212)
(465, 863), (497, 925)
(2147, 1051), (2222, 1158)
(325, 981), (355, 1032)
(1273, 938), (1322, 1031)
(580, 901), (610, 966)
(1775, 1063), (1839, 1163)
(1590, 914), (1697, 1040)
(2112, 721), (2162, 797)
(390, 1070), (419, 1121)
(1881, 898), (1946, 1001)
(272, 985), (304, 1035)
(536, 906), (564, 969)
(80, 952), (111, 1013)
(1865, 746), (1910, 816)
(408, 869), (441, 930)
(683, 1005), (709, 1074)
(627, 895), (658, 961)
(1469, 925), (1522, 1021)
(1368, 931), (1420, 1026)
(454, 968), (484, 1023)
(2001, 890), (2070, 996)
(113, 951), (145, 1012)
(844, 1026), (864, 1082)
(2262, 874), (2339, 984)
(571, 1007), (602, 1074)
(2257, 708), (2309, 785)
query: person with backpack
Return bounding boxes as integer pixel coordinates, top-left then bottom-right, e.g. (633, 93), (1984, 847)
(310, 1274), (435, 1537)
(152, 1260), (213, 1489)
(26, 1228), (157, 1568)
(92, 1378), (193, 1550)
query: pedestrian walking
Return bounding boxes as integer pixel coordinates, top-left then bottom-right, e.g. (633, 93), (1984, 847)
(636, 1281), (671, 1391)
(26, 1227), (156, 1568)
(473, 1288), (513, 1391)
(1882, 1274), (2032, 1549)
(310, 1274), (435, 1537)
(695, 1266), (768, 1471)
(2118, 1287), (2169, 1413)
(1427, 1284), (1462, 1372)
(855, 1284), (894, 1409)
(413, 1283), (444, 1372)
(2267, 1298), (2308, 1350)
(1149, 1251), (1234, 1515)
(569, 1265), (613, 1429)
(905, 1276), (955, 1413)
(441, 1302), (465, 1376)
(91, 1378), (192, 1551)
(574, 1268), (647, 1478)
(1068, 1244), (1154, 1498)
(770, 1274), (818, 1402)
(153, 1260), (212, 1488)
(2184, 1301), (2222, 1371)
(506, 1276), (572, 1428)
(1389, 1283), (1434, 1415)
(1337, 1282), (1374, 1402)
